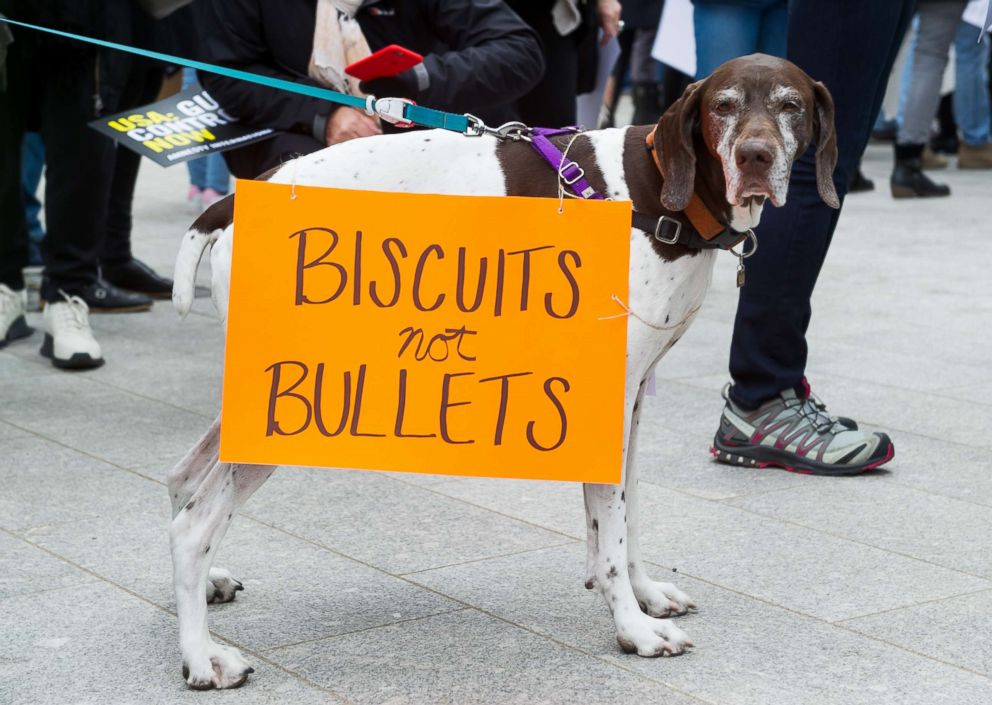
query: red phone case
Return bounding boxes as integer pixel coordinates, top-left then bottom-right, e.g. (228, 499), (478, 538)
(345, 45), (424, 82)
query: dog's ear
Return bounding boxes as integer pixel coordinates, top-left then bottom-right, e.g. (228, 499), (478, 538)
(812, 80), (840, 209)
(656, 80), (703, 212)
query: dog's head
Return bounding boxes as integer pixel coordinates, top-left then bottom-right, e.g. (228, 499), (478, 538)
(654, 53), (839, 229)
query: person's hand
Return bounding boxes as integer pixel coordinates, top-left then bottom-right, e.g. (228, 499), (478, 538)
(325, 106), (382, 146)
(597, 0), (623, 46)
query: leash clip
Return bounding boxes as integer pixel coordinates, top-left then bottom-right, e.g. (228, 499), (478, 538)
(653, 215), (683, 245)
(372, 97), (416, 128)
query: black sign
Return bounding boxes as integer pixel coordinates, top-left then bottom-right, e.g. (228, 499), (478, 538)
(89, 83), (275, 166)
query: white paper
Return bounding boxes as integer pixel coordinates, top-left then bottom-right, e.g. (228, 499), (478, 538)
(651, 0), (696, 78)
(963, 0), (991, 31)
(576, 34), (622, 129)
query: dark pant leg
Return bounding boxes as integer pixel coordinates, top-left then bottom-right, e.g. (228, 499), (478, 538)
(0, 35), (29, 290)
(222, 132), (325, 180)
(37, 46), (118, 302)
(728, 0), (915, 410)
(103, 62), (165, 265)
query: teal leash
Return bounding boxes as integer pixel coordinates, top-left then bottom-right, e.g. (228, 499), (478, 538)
(0, 16), (479, 134)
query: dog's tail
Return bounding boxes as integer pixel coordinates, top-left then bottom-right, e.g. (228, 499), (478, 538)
(173, 194), (234, 318)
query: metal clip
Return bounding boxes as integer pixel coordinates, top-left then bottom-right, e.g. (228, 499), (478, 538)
(372, 97), (415, 128)
(463, 114), (533, 141)
(728, 229), (758, 259)
(653, 216), (683, 245)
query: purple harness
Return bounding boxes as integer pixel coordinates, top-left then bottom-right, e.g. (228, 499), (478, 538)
(528, 127), (606, 201)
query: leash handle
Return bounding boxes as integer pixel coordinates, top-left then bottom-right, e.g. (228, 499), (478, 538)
(0, 16), (470, 134)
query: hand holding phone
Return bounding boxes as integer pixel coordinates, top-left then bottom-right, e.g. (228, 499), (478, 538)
(345, 45), (423, 82)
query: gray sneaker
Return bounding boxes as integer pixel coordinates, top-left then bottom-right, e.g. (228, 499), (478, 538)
(711, 385), (893, 476)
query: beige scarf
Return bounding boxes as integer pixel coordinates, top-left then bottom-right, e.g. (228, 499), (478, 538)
(308, 0), (372, 96)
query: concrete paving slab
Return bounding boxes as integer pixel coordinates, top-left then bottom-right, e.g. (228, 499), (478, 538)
(0, 373), (210, 470)
(0, 435), (165, 532)
(29, 501), (462, 652)
(0, 532), (98, 601)
(0, 582), (340, 705)
(729, 480), (992, 578)
(267, 609), (702, 705)
(432, 478), (991, 621)
(842, 589), (992, 678)
(880, 431), (992, 508)
(410, 544), (992, 705)
(244, 468), (576, 575)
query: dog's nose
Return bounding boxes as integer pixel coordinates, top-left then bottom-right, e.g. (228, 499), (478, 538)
(735, 140), (774, 172)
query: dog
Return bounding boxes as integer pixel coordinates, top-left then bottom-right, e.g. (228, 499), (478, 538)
(167, 54), (837, 689)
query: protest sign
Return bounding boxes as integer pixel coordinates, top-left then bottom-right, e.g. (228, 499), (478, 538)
(220, 181), (632, 483)
(89, 83), (274, 166)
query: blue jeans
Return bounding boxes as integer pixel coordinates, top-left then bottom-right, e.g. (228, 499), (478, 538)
(21, 132), (45, 265)
(182, 69), (231, 194)
(953, 20), (991, 145)
(728, 0), (915, 409)
(693, 1), (788, 78)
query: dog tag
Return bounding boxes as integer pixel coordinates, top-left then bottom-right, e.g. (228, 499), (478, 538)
(736, 260), (746, 288)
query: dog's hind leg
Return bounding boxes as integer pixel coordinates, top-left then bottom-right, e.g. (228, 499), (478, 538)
(584, 379), (693, 657)
(167, 418), (245, 603)
(170, 461), (274, 689)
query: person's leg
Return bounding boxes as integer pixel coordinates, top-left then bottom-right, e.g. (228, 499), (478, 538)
(631, 28), (662, 125)
(36, 45), (117, 303)
(896, 2), (966, 146)
(103, 62), (164, 266)
(895, 15), (920, 127)
(892, 2), (966, 193)
(0, 34), (29, 294)
(0, 32), (33, 346)
(693, 3), (762, 78)
(953, 20), (992, 167)
(204, 154), (232, 195)
(21, 132), (45, 264)
(728, 0), (914, 410)
(182, 68), (208, 194)
(716, 0), (914, 473)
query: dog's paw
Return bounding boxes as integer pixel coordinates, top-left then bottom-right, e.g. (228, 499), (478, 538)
(182, 643), (254, 690)
(631, 577), (697, 617)
(615, 613), (694, 657)
(207, 566), (244, 604)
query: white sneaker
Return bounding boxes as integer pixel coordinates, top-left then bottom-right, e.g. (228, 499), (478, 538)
(0, 283), (33, 349)
(41, 292), (104, 369)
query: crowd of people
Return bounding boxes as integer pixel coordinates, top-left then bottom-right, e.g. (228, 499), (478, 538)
(0, 0), (989, 475)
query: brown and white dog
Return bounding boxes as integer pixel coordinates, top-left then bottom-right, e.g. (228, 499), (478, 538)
(168, 54), (837, 689)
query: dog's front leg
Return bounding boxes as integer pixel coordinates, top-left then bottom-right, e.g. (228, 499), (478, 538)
(583, 381), (693, 657)
(171, 462), (273, 689)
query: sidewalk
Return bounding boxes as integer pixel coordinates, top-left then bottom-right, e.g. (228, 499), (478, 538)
(1, 143), (991, 705)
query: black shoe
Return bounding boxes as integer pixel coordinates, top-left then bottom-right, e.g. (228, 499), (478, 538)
(73, 280), (153, 313)
(890, 159), (951, 198)
(848, 168), (874, 193)
(101, 258), (173, 299)
(929, 134), (959, 155)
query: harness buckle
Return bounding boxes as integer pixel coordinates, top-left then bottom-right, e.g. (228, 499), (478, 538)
(372, 97), (416, 128)
(559, 161), (585, 185)
(653, 215), (683, 245)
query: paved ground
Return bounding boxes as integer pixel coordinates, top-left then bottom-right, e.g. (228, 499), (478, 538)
(2, 141), (991, 705)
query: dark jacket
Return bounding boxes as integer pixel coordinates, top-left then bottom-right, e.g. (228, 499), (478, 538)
(197, 0), (544, 137)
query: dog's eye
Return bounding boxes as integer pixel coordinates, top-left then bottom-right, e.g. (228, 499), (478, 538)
(781, 100), (801, 113)
(714, 101), (735, 115)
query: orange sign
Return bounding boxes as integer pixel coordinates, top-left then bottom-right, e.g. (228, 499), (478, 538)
(220, 180), (630, 483)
